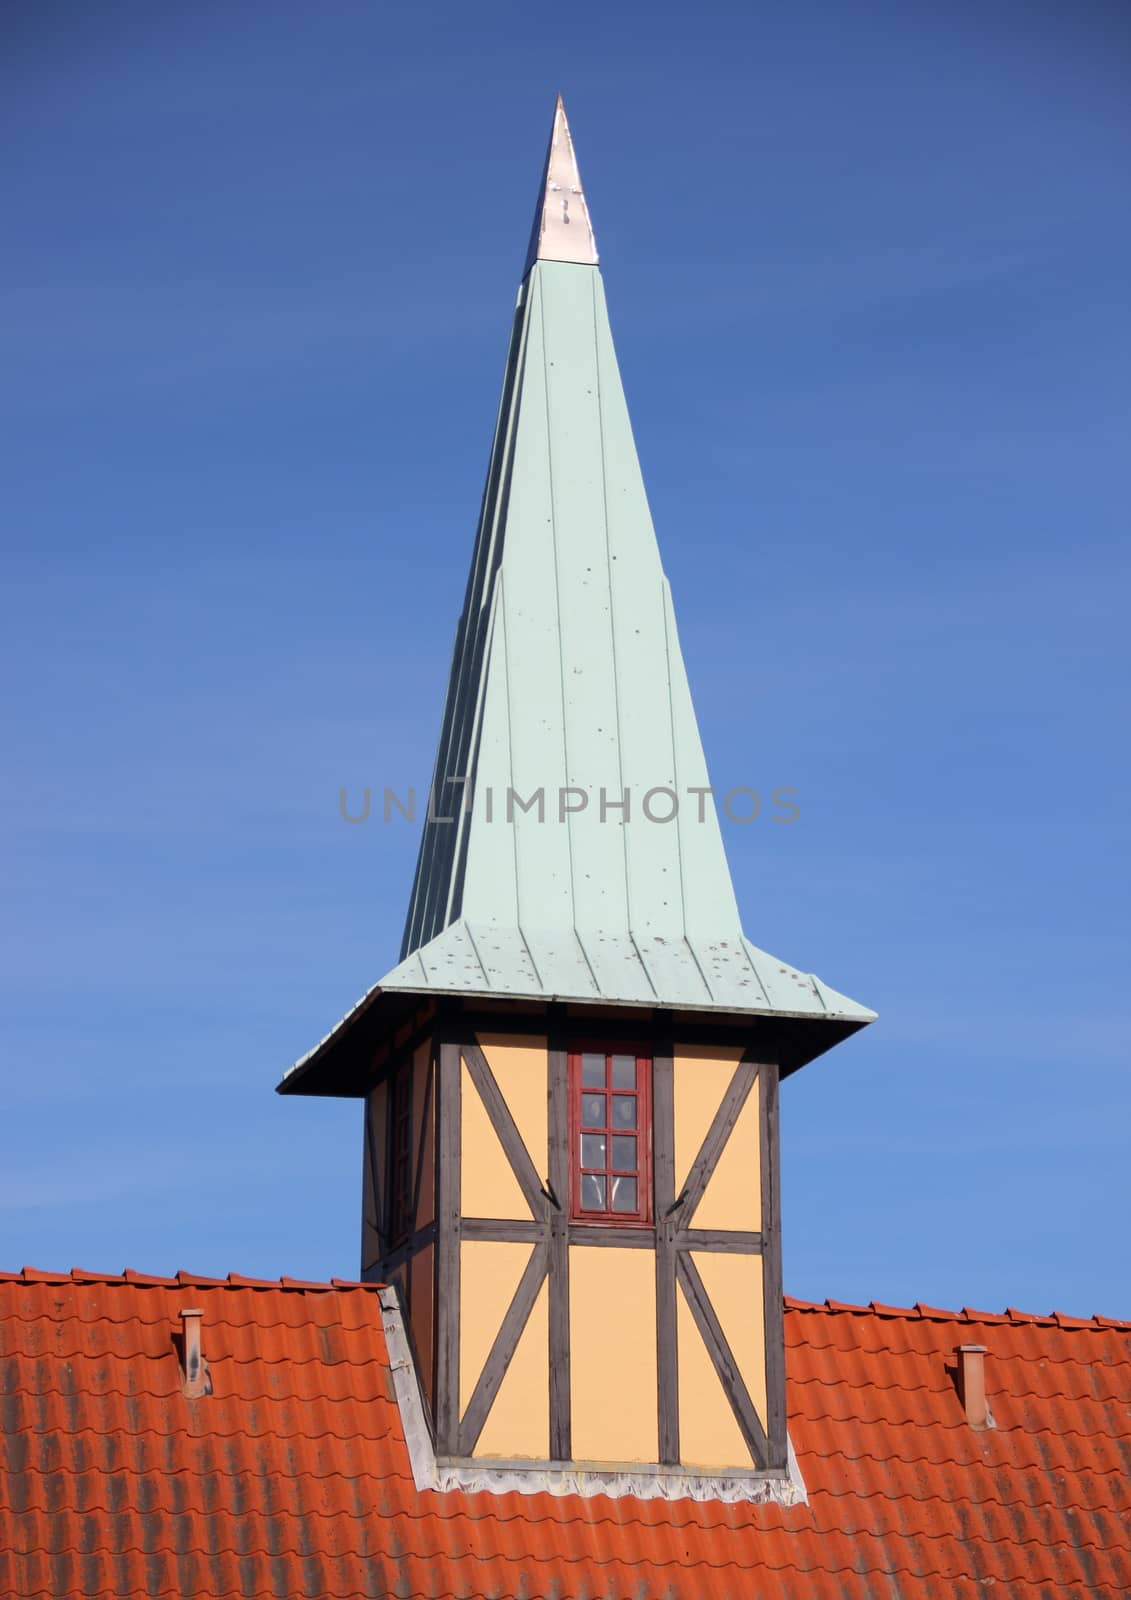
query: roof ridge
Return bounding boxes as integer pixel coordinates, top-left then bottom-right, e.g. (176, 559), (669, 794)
(784, 1295), (1131, 1329)
(3, 1273), (1125, 1326)
(0, 1267), (385, 1292)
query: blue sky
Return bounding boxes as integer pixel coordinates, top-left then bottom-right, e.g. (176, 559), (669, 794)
(2, 1), (1128, 1315)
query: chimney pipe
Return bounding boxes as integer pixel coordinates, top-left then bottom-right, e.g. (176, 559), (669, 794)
(180, 1308), (210, 1399)
(956, 1343), (992, 1429)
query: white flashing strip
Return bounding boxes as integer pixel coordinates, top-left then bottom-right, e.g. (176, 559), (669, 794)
(379, 1287), (439, 1492)
(378, 1288), (807, 1506)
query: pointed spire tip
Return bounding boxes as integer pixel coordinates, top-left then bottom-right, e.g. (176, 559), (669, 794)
(523, 95), (598, 274)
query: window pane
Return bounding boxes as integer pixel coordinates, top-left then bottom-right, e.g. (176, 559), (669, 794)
(581, 1093), (605, 1128)
(580, 1133), (606, 1169)
(611, 1094), (636, 1129)
(611, 1135), (636, 1172)
(581, 1052), (606, 1087)
(581, 1173), (606, 1211)
(610, 1053), (635, 1090)
(611, 1176), (638, 1213)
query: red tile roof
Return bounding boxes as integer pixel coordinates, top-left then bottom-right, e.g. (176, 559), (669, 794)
(1, 1269), (1128, 1599)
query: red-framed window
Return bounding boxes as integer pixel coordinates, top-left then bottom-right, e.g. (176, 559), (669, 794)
(568, 1049), (652, 1225)
(388, 1057), (414, 1244)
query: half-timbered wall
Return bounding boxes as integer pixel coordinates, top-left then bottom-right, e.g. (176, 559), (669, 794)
(362, 1017), (787, 1477)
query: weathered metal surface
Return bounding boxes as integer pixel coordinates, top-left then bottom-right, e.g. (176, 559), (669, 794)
(383, 921), (872, 1016)
(2, 1268), (1128, 1596)
(400, 254), (757, 973)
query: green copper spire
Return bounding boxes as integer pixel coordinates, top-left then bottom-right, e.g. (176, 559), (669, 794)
(281, 99), (872, 1093)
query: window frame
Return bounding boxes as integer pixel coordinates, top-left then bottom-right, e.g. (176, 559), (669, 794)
(567, 1046), (653, 1227)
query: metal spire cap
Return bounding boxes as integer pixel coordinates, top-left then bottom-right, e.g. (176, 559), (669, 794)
(524, 95), (598, 273)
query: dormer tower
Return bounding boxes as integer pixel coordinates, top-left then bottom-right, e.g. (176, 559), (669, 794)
(280, 98), (874, 1495)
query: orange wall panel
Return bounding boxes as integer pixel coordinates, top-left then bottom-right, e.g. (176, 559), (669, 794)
(477, 1033), (547, 1182)
(673, 1044), (745, 1199)
(695, 1251), (767, 1431)
(460, 1062), (530, 1220)
(676, 1289), (753, 1469)
(476, 1279), (549, 1460)
(692, 1069), (760, 1232)
(569, 1247), (657, 1464)
(459, 1241), (533, 1419)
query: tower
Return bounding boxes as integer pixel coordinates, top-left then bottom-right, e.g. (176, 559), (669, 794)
(280, 99), (873, 1495)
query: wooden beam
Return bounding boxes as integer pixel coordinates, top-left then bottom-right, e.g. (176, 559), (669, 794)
(567, 1225), (655, 1249)
(410, 1048), (436, 1225)
(434, 1040), (462, 1454)
(547, 1041), (571, 1460)
(652, 1049), (679, 1466)
(672, 1056), (760, 1229)
(456, 1008), (766, 1049)
(361, 1095), (387, 1273)
(462, 1041), (548, 1220)
(364, 1093), (387, 1252)
(676, 1229), (763, 1255)
(457, 1240), (549, 1457)
(461, 1217), (543, 1243)
(675, 1250), (770, 1469)
(759, 1059), (788, 1472)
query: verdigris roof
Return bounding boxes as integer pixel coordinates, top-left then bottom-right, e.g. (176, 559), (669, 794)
(388, 99), (871, 1025)
(282, 99), (871, 1092)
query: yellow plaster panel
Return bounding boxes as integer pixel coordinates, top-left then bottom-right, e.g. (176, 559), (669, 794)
(692, 1071), (760, 1232)
(673, 1045), (745, 1199)
(693, 1251), (767, 1431)
(676, 1290), (752, 1469)
(460, 1061), (530, 1220)
(409, 1243), (435, 1413)
(413, 1043), (435, 1228)
(570, 1248), (657, 1464)
(478, 1033), (547, 1187)
(475, 1279), (549, 1460)
(459, 1241), (532, 1416)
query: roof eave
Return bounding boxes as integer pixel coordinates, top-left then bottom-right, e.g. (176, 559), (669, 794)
(277, 983), (875, 1098)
